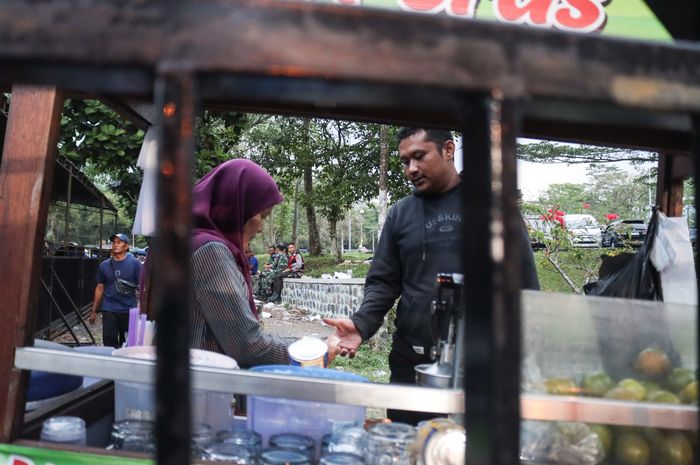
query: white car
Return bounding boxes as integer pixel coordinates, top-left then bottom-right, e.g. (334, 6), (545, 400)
(564, 214), (602, 247)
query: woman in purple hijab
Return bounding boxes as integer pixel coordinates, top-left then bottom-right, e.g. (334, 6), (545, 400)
(189, 159), (292, 367)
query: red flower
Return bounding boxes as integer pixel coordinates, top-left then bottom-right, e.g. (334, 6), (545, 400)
(606, 213), (619, 221)
(583, 203), (590, 209)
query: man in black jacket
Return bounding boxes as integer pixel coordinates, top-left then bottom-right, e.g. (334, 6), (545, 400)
(324, 127), (539, 425)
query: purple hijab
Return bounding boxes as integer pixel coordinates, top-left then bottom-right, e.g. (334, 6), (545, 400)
(191, 159), (283, 317)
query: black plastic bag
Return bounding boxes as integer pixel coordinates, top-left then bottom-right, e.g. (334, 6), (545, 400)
(583, 208), (680, 378)
(583, 208), (662, 300)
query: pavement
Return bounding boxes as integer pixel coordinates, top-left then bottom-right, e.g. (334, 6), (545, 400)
(52, 302), (333, 346)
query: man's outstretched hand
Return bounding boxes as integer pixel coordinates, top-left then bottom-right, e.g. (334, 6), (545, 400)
(323, 318), (362, 358)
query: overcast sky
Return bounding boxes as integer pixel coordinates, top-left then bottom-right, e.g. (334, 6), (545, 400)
(454, 137), (655, 202)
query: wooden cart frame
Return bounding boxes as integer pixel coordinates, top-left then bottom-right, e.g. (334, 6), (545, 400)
(0, 1), (698, 465)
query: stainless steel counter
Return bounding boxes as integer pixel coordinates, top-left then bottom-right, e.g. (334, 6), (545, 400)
(15, 347), (697, 429)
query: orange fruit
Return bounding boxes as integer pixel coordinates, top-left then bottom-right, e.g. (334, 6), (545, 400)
(680, 381), (698, 404)
(617, 379), (647, 401)
(647, 390), (681, 404)
(635, 348), (672, 380)
(615, 432), (651, 465)
(660, 432), (693, 465)
(582, 372), (614, 397)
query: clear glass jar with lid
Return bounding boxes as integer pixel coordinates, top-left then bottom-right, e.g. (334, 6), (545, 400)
(205, 442), (257, 464)
(110, 419), (155, 452)
(320, 452), (366, 465)
(191, 422), (214, 459)
(269, 432), (315, 460)
(216, 429), (263, 456)
(366, 422), (416, 465)
(261, 447), (311, 465)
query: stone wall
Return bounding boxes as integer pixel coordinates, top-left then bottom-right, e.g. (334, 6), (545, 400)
(282, 277), (366, 318)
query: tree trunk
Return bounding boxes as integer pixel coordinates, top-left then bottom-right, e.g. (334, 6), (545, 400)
(377, 124), (389, 239)
(329, 217), (342, 262)
(304, 164), (321, 255)
(301, 118), (321, 255)
(292, 177), (300, 246)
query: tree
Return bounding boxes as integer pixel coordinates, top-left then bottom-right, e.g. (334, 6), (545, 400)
(517, 140), (657, 164)
(377, 125), (390, 238)
(245, 117), (409, 258)
(58, 99), (145, 220)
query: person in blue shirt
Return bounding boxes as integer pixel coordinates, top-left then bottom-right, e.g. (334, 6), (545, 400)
(246, 246), (259, 275)
(89, 233), (143, 348)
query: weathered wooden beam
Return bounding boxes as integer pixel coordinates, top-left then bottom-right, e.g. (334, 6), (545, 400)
(0, 0), (699, 111)
(657, 152), (692, 216)
(0, 85), (63, 442)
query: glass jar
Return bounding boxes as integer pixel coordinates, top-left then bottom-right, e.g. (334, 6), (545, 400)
(192, 423), (214, 459)
(216, 429), (263, 456)
(269, 433), (315, 460)
(320, 452), (366, 465)
(366, 422), (416, 465)
(205, 442), (256, 464)
(321, 433), (333, 457)
(261, 448), (311, 465)
(41, 416), (87, 446)
(110, 419), (155, 452)
(327, 427), (369, 457)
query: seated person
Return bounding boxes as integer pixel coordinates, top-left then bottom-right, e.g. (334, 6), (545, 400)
(268, 242), (305, 304)
(189, 159), (337, 367)
(246, 246), (259, 276)
(263, 245), (277, 271)
(256, 244), (287, 299)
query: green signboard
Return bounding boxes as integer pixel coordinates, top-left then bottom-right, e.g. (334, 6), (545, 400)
(320, 0), (671, 41)
(0, 444), (152, 465)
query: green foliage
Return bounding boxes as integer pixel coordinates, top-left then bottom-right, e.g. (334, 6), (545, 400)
(58, 99), (145, 219)
(244, 117), (410, 256)
(534, 249), (602, 293)
(194, 111), (251, 178)
(517, 141), (657, 164)
(330, 342), (391, 383)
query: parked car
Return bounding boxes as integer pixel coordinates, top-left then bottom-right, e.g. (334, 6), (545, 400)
(523, 215), (553, 250)
(601, 219), (647, 248)
(563, 214), (602, 248)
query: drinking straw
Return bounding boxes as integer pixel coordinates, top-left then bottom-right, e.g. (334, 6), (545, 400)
(143, 321), (155, 346)
(127, 307), (138, 346)
(137, 314), (147, 345)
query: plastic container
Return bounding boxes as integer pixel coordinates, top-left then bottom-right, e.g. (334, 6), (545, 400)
(40, 416), (86, 446)
(28, 340), (83, 404)
(247, 365), (367, 459)
(74, 345), (115, 387)
(112, 346), (238, 431)
(288, 337), (328, 367)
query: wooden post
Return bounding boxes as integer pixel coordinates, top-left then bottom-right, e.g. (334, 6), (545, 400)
(657, 152), (692, 217)
(0, 85), (63, 441)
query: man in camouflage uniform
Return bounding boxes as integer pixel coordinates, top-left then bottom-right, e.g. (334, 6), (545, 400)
(255, 244), (288, 299)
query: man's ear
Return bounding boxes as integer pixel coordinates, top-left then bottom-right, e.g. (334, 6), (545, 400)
(443, 140), (456, 161)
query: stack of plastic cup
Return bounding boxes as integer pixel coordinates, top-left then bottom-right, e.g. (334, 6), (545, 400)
(40, 416), (87, 446)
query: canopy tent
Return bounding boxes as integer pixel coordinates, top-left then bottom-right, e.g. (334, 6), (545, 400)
(52, 154), (116, 212)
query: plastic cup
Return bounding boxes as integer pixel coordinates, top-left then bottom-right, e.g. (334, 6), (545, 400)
(40, 416), (87, 446)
